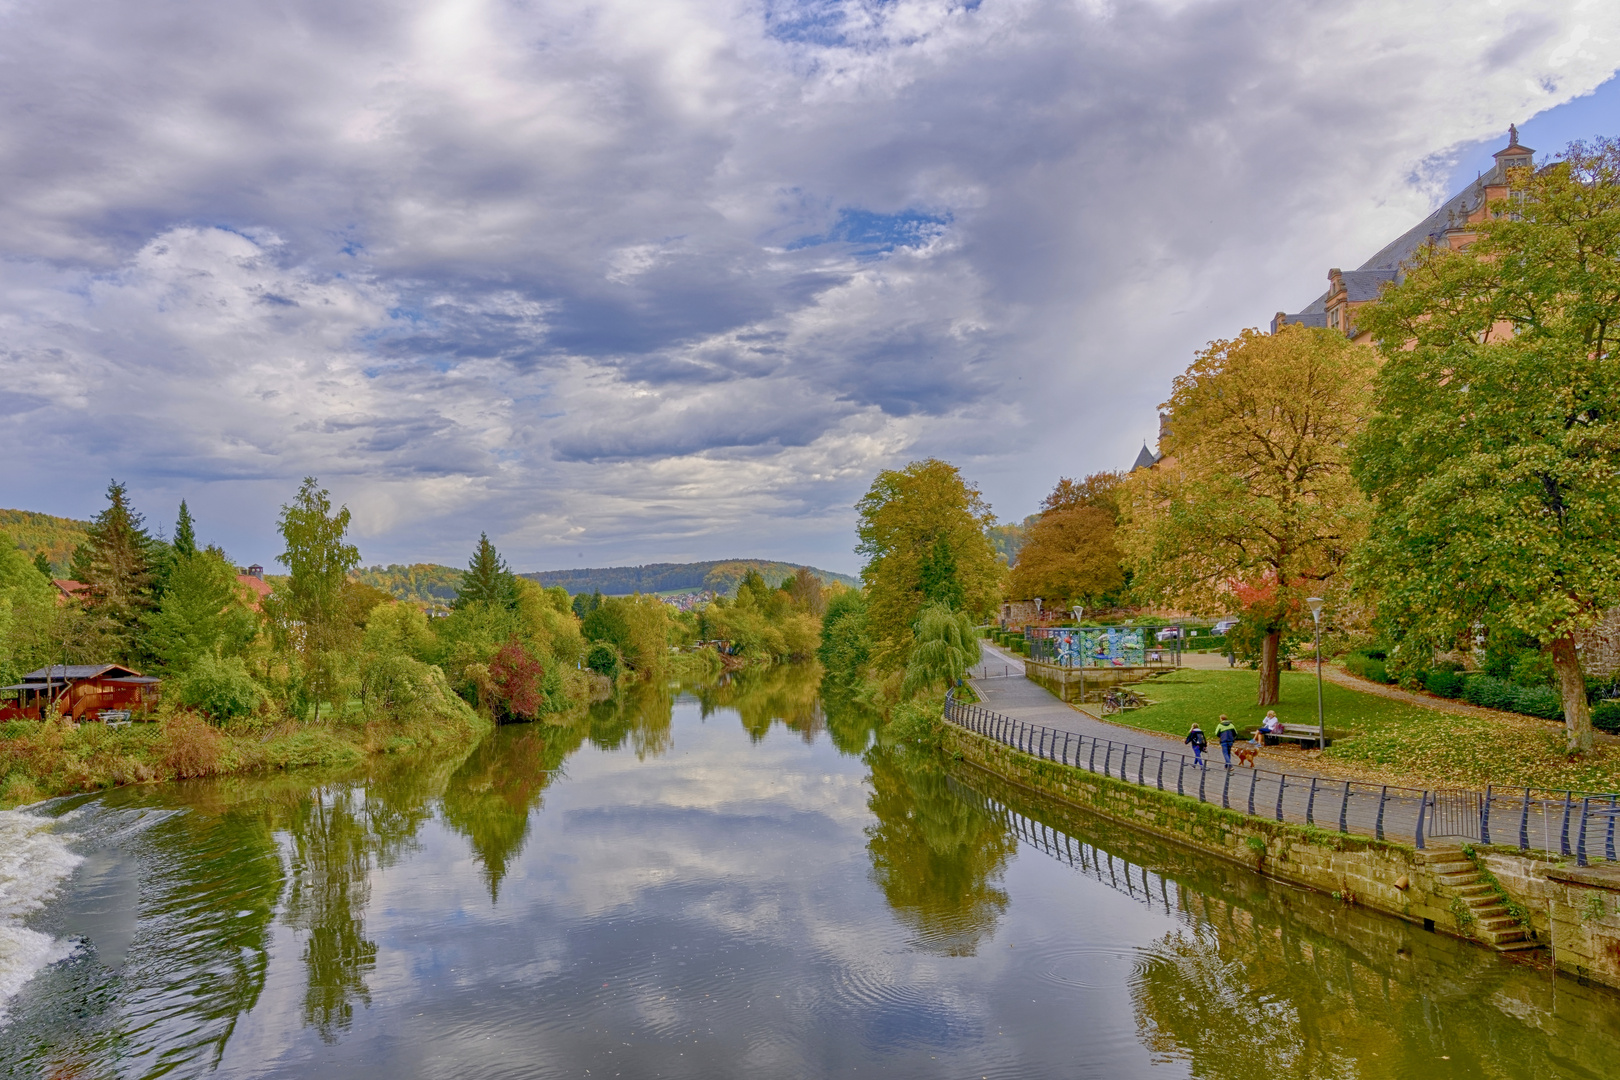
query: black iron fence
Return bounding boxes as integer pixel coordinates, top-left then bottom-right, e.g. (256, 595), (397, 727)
(943, 690), (1620, 864)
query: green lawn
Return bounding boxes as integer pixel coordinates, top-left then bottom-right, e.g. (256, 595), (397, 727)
(1107, 669), (1620, 792)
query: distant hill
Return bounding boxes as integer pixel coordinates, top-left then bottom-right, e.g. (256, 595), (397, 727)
(523, 559), (859, 597)
(353, 564), (464, 607)
(0, 508), (91, 575)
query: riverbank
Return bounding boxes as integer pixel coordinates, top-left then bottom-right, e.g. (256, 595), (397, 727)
(0, 700), (495, 809)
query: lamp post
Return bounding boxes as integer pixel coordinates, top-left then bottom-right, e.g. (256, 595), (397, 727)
(1307, 597), (1325, 750)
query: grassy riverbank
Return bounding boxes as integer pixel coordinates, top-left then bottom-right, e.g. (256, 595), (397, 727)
(1111, 669), (1620, 792)
(0, 703), (494, 809)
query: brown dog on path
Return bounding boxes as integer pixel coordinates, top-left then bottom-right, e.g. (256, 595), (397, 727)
(1233, 739), (1259, 768)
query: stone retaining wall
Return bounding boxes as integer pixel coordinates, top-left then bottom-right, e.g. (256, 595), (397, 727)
(942, 721), (1620, 991)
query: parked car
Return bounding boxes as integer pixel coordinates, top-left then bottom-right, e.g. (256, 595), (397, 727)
(1155, 626), (1182, 642)
(1213, 617), (1240, 635)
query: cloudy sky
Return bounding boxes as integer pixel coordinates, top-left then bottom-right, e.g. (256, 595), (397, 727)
(2, 0), (1617, 575)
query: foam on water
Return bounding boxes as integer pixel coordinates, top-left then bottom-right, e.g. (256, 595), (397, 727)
(0, 808), (83, 1025)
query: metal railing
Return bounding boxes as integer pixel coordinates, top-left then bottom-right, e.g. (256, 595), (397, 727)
(944, 690), (1620, 864)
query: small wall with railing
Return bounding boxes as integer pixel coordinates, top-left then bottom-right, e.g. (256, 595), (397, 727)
(942, 689), (1620, 987)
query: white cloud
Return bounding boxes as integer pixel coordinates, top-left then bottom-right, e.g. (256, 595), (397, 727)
(0, 0), (1616, 570)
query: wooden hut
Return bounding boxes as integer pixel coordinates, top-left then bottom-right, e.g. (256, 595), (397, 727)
(0, 664), (160, 722)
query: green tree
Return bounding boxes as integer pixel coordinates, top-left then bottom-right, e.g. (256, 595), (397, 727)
(455, 533), (518, 610)
(71, 480), (161, 656)
(1119, 326), (1373, 705)
(173, 500), (198, 559)
(1354, 139), (1620, 752)
(144, 546), (259, 672)
(855, 460), (1000, 669)
(901, 602), (982, 696)
(276, 478), (362, 720)
(32, 551), (51, 579)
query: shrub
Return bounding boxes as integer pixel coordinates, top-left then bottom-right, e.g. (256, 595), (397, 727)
(585, 641), (622, 680)
(1461, 674), (1564, 719)
(176, 655), (264, 722)
(488, 637), (546, 721)
(1424, 666), (1466, 698)
(1592, 701), (1620, 734)
(159, 712), (228, 778)
(1343, 653), (1391, 684)
(361, 653), (437, 723)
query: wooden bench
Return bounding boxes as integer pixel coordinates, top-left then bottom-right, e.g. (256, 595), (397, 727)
(1261, 723), (1329, 748)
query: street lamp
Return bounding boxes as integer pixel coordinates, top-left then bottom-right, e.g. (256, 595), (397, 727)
(1306, 597), (1325, 750)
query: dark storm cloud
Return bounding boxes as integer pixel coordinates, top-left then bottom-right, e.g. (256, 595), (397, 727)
(0, 0), (1615, 570)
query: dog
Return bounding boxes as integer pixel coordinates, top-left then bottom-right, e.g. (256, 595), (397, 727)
(1233, 739), (1260, 768)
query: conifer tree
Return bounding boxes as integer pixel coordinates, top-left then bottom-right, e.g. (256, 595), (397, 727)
(173, 501), (198, 559)
(455, 533), (519, 610)
(71, 480), (159, 654)
(32, 551), (51, 579)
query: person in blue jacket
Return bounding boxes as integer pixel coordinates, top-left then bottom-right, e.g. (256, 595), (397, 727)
(1184, 722), (1208, 768)
(1215, 715), (1238, 767)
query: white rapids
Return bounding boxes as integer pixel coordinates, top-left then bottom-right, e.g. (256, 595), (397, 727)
(0, 808), (82, 1025)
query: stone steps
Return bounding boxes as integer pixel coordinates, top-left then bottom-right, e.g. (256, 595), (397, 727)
(1424, 852), (1542, 954)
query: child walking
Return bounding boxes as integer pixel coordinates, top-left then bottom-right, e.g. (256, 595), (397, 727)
(1184, 723), (1208, 768)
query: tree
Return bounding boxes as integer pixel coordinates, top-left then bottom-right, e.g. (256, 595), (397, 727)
(855, 460), (1000, 668)
(1008, 473), (1127, 607)
(276, 478), (362, 719)
(1353, 139), (1620, 752)
(144, 546), (258, 672)
(173, 501), (198, 560)
(455, 533), (518, 610)
(32, 552), (51, 579)
(1119, 325), (1374, 705)
(70, 480), (160, 657)
(486, 637), (546, 721)
(901, 603), (982, 696)
(785, 566), (827, 616)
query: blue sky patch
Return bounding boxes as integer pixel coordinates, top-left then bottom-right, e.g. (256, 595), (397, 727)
(788, 208), (952, 256)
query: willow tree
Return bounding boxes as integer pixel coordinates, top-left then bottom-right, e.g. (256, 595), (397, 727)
(1120, 325), (1373, 705)
(855, 459), (1000, 669)
(1354, 139), (1620, 753)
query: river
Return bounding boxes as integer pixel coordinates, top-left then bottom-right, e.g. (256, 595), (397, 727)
(3, 666), (1618, 1078)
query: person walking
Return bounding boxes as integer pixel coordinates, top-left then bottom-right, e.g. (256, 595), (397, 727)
(1184, 723), (1208, 769)
(1215, 715), (1238, 768)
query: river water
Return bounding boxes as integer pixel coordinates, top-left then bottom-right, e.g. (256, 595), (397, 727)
(3, 666), (1619, 1078)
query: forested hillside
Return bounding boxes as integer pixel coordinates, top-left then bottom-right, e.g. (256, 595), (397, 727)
(352, 563), (464, 607)
(525, 559), (858, 596)
(0, 508), (91, 574)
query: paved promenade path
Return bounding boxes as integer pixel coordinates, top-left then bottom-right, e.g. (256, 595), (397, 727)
(960, 642), (1595, 855)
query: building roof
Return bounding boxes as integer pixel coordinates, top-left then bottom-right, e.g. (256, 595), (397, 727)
(237, 574), (273, 605)
(1131, 443), (1161, 471)
(18, 664), (145, 682)
(1278, 130), (1535, 319)
(1334, 268), (1398, 301)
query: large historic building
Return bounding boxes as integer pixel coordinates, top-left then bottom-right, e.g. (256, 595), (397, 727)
(1272, 127), (1534, 342)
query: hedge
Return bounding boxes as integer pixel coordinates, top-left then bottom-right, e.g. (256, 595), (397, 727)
(1460, 674), (1564, 720)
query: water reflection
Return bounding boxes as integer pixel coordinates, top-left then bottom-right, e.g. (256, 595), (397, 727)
(692, 663), (824, 742)
(951, 765), (1620, 1080)
(7, 670), (1620, 1079)
(864, 753), (1015, 956)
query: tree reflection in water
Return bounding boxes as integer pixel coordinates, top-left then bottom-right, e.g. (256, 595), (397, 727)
(863, 749), (1016, 956)
(693, 663), (824, 743)
(439, 725), (578, 902)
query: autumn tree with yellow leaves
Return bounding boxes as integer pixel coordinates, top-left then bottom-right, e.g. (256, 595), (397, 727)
(855, 459), (1001, 669)
(1119, 325), (1374, 705)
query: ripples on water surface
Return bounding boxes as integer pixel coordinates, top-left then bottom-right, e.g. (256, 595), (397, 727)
(4, 668), (1620, 1078)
